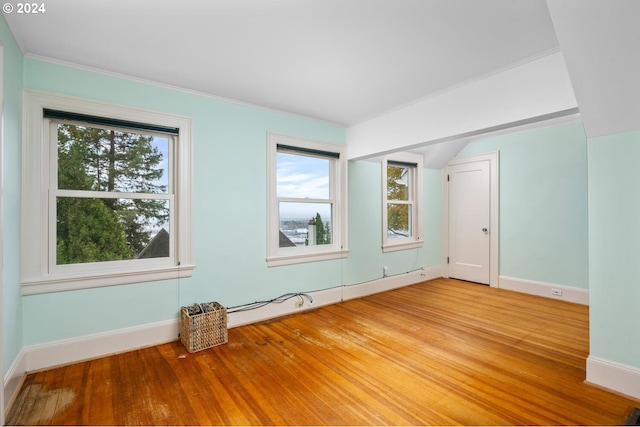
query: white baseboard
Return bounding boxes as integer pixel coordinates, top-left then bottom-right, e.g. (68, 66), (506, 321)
(4, 267), (439, 411)
(3, 348), (26, 415)
(586, 355), (640, 400)
(342, 267), (441, 300)
(227, 267), (441, 327)
(3, 320), (179, 416)
(25, 318), (179, 373)
(226, 286), (344, 328)
(499, 275), (589, 305)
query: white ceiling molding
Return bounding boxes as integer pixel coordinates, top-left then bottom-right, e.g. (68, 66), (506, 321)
(5, 0), (559, 126)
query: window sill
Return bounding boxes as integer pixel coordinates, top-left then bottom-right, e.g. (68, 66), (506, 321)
(21, 264), (195, 295)
(266, 249), (349, 267)
(382, 240), (424, 253)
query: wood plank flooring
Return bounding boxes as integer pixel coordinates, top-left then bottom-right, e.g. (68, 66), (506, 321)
(6, 278), (640, 425)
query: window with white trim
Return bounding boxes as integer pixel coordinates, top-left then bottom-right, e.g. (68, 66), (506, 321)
(382, 153), (424, 252)
(266, 132), (348, 267)
(22, 91), (193, 294)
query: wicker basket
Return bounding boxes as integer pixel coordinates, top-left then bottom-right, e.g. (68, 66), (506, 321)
(180, 302), (228, 352)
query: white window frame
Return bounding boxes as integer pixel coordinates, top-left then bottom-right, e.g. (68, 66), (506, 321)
(382, 152), (424, 253)
(21, 90), (194, 295)
(266, 132), (348, 267)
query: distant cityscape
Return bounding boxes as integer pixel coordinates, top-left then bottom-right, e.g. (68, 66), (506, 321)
(280, 218), (331, 246)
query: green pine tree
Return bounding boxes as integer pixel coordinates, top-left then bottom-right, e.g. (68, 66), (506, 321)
(315, 212), (331, 245)
(56, 134), (133, 264)
(56, 123), (169, 264)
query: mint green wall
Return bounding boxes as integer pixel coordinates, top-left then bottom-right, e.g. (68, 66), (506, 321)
(588, 129), (640, 367)
(343, 161), (441, 285)
(1, 14), (24, 374)
(22, 58), (344, 345)
(20, 58), (440, 347)
(458, 122), (589, 289)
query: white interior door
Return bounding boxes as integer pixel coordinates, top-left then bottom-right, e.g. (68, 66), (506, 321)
(448, 159), (491, 284)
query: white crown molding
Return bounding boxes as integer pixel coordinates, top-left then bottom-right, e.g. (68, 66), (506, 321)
(23, 53), (344, 128)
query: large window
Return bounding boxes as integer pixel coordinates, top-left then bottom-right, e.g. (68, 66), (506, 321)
(267, 132), (348, 266)
(22, 91), (193, 294)
(382, 153), (423, 252)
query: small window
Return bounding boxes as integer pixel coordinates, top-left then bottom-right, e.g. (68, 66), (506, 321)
(22, 91), (193, 294)
(382, 153), (424, 252)
(267, 133), (348, 266)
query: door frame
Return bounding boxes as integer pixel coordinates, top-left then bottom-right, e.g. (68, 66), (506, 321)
(442, 151), (499, 288)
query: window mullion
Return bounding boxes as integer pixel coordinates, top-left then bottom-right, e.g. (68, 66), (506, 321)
(277, 196), (333, 204)
(387, 200), (412, 206)
(55, 189), (173, 200)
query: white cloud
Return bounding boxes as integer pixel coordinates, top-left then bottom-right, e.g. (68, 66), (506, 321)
(276, 156), (329, 199)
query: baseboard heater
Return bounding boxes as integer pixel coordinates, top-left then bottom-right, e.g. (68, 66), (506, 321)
(626, 408), (640, 426)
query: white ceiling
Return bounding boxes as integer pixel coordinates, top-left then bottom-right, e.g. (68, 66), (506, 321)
(5, 0), (560, 126)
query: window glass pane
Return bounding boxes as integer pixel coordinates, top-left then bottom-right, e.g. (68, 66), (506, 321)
(387, 203), (411, 239)
(279, 202), (332, 247)
(387, 165), (410, 201)
(276, 152), (330, 199)
(56, 197), (170, 264)
(57, 123), (169, 194)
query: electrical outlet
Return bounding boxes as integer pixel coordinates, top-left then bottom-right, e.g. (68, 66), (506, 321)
(383, 266), (389, 277)
(551, 288), (563, 297)
(295, 299), (304, 308)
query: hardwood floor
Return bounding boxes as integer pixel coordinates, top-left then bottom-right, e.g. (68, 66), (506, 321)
(6, 278), (640, 425)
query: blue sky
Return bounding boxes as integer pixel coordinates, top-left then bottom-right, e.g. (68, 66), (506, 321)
(277, 152), (331, 221)
(153, 136), (170, 191)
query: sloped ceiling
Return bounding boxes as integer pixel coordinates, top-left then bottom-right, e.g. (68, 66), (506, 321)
(348, 0), (640, 165)
(547, 0), (640, 138)
(4, 0), (559, 126)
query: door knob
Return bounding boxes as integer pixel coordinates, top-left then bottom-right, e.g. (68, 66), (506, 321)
(482, 228), (488, 234)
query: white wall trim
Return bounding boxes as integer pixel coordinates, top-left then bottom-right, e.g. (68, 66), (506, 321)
(21, 90), (194, 295)
(342, 267), (441, 301)
(381, 152), (424, 253)
(3, 348), (26, 418)
(24, 319), (179, 373)
(499, 275), (589, 305)
(586, 356), (640, 400)
(4, 320), (179, 415)
(4, 268), (441, 412)
(266, 132), (349, 268)
(229, 267), (441, 328)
